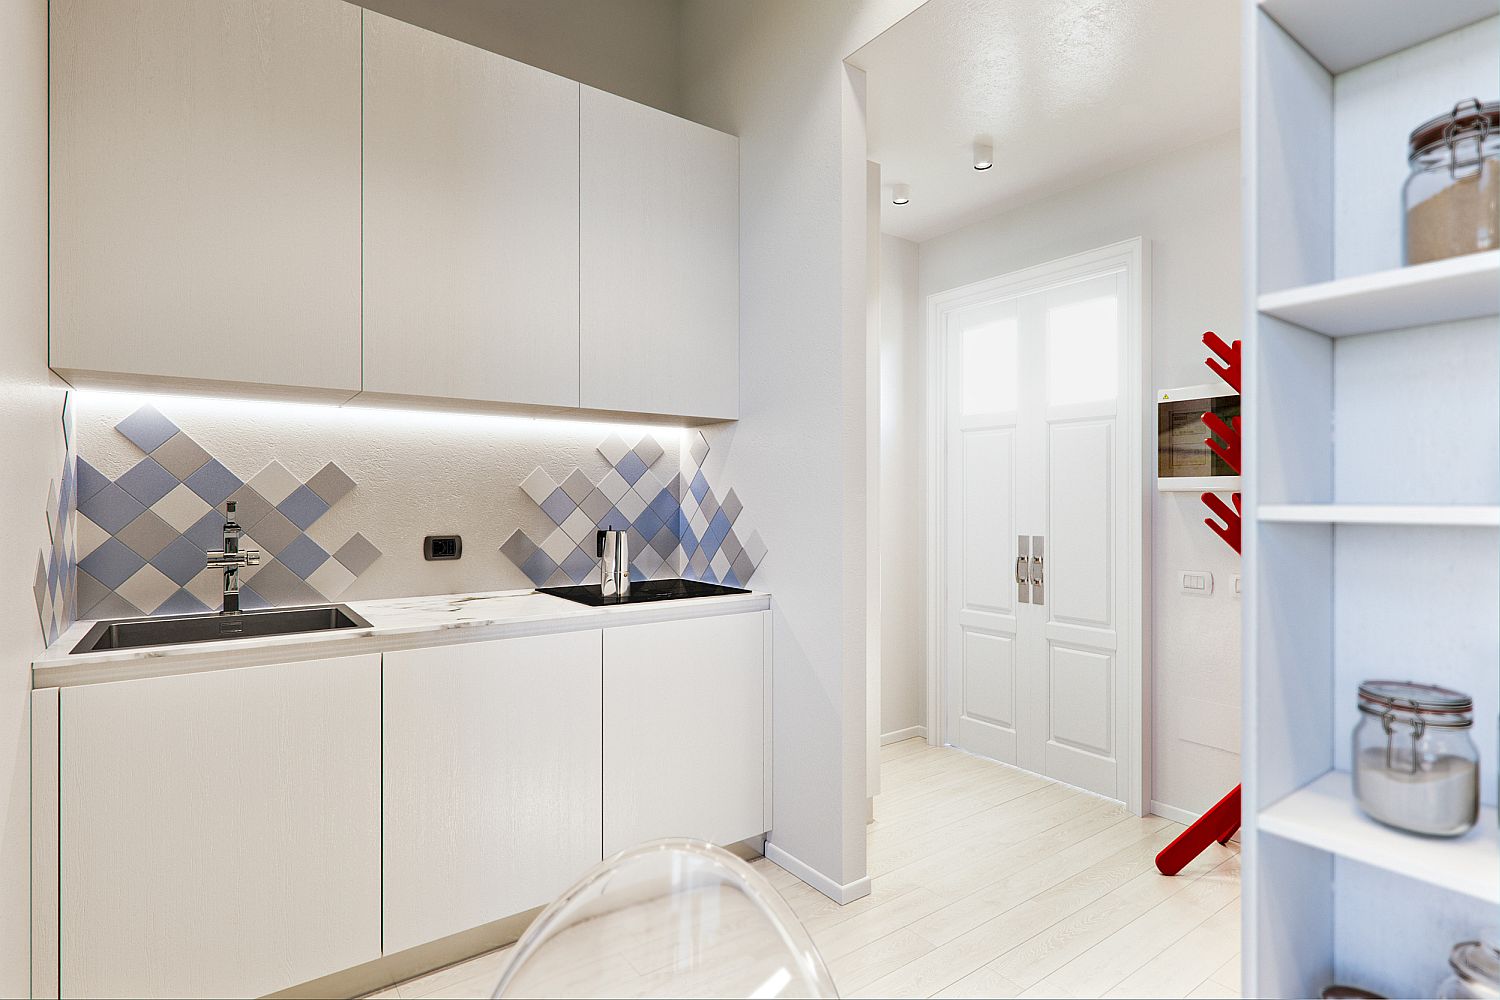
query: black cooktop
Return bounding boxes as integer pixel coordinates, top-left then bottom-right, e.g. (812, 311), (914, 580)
(538, 578), (750, 607)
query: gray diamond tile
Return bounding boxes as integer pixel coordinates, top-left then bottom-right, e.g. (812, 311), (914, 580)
(76, 458), (110, 505)
(155, 588), (211, 617)
(225, 484), (273, 531)
(731, 550), (756, 585)
(721, 529), (744, 563)
(664, 473), (684, 502)
(116, 404), (179, 454)
(688, 431), (709, 467)
(87, 591), (144, 620)
(305, 462), (356, 506)
(152, 535), (211, 587)
(559, 545), (596, 584)
(520, 549), (557, 586)
(247, 508), (299, 556)
(688, 548), (709, 576)
(700, 488), (720, 522)
(32, 554), (46, 624)
(333, 532), (381, 577)
(650, 523), (678, 558)
(241, 560), (321, 607)
(115, 508), (177, 560)
(633, 435), (665, 469)
(580, 488), (613, 524)
(76, 569), (110, 618)
(79, 483), (147, 535)
(500, 529), (537, 568)
(150, 432), (211, 480)
(721, 489), (743, 525)
(561, 468), (594, 504)
(235, 584), (273, 612)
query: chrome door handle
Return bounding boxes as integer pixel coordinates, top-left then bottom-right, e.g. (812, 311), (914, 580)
(1029, 535), (1045, 604)
(1016, 534), (1032, 604)
(1029, 555), (1044, 586)
(1015, 556), (1028, 585)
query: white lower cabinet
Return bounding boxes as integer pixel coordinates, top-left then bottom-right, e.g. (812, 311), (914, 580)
(381, 631), (604, 953)
(58, 654), (381, 999)
(603, 611), (769, 854)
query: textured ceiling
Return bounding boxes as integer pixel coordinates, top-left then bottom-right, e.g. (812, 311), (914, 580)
(849, 0), (1239, 242)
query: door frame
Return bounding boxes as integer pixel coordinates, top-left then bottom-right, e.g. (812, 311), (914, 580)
(922, 238), (1152, 815)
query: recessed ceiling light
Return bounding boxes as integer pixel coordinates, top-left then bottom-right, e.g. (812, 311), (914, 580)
(973, 140), (994, 171)
(891, 183), (911, 205)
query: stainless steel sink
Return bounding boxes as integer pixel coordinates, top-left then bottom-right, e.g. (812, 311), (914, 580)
(71, 605), (372, 654)
(537, 579), (749, 607)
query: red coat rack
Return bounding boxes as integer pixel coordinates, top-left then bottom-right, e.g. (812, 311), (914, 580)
(1155, 331), (1243, 876)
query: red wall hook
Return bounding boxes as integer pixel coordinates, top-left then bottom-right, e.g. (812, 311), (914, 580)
(1203, 331), (1241, 393)
(1201, 411), (1241, 475)
(1202, 491), (1242, 556)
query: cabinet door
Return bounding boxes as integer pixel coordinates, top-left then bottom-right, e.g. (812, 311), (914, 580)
(49, 0), (362, 401)
(59, 654), (381, 999)
(604, 612), (767, 854)
(580, 87), (739, 421)
(363, 12), (581, 410)
(383, 631), (603, 952)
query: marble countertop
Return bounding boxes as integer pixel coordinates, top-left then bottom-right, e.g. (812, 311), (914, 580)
(33, 587), (771, 689)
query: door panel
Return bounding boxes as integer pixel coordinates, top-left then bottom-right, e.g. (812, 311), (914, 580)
(1048, 644), (1114, 755)
(963, 428), (1016, 615)
(1046, 419), (1115, 629)
(963, 629), (1016, 729)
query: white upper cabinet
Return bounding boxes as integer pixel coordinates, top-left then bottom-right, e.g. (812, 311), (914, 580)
(580, 86), (740, 422)
(361, 12), (582, 410)
(49, 0), (363, 401)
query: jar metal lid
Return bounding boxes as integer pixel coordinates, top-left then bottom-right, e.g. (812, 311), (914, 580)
(1358, 680), (1473, 718)
(1408, 99), (1500, 157)
(1450, 936), (1500, 992)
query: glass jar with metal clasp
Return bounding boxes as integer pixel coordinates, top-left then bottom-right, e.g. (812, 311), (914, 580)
(1352, 680), (1479, 837)
(1403, 99), (1500, 265)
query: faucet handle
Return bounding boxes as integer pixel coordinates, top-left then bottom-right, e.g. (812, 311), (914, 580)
(244, 549), (261, 566)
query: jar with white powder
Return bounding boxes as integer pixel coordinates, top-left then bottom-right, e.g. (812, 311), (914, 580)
(1353, 681), (1479, 837)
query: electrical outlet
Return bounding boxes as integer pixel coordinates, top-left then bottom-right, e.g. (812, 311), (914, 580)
(423, 535), (462, 561)
(1233, 574), (1241, 597)
(1180, 571), (1213, 596)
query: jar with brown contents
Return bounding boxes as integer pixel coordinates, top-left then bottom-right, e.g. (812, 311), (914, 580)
(1403, 99), (1500, 266)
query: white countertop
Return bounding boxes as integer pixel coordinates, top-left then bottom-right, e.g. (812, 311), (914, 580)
(33, 588), (771, 689)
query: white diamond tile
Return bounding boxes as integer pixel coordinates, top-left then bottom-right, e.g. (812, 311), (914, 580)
(521, 467), (558, 506)
(561, 507), (595, 543)
(744, 530), (768, 567)
(76, 513), (110, 559)
(544, 567), (571, 588)
(540, 527), (576, 563)
(153, 482), (213, 533)
(247, 460), (300, 506)
(688, 431), (709, 467)
(650, 559), (677, 580)
(308, 558), (356, 600)
(597, 469), (630, 503)
(679, 492), (699, 522)
(116, 564), (178, 615)
(561, 468), (594, 503)
(185, 567), (223, 610)
(634, 469), (663, 500)
(615, 488), (647, 523)
(711, 549), (732, 580)
(633, 435), (665, 469)
(597, 433), (630, 467)
(634, 544), (664, 576)
(690, 509), (710, 537)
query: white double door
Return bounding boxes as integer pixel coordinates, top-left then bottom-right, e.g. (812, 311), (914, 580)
(944, 268), (1131, 802)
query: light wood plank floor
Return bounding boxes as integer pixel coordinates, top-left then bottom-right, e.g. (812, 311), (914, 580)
(373, 740), (1241, 999)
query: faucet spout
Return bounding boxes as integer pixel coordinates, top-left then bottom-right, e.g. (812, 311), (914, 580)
(205, 500), (261, 615)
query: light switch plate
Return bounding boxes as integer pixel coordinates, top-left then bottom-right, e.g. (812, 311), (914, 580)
(1233, 574), (1241, 597)
(1180, 571), (1214, 596)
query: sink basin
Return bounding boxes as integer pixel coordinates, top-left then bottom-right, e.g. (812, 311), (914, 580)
(71, 605), (372, 654)
(538, 579), (749, 607)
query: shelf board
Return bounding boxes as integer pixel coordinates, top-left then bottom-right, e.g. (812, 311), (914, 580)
(1258, 504), (1500, 526)
(1159, 476), (1240, 494)
(1257, 251), (1500, 337)
(1258, 0), (1500, 73)
(1259, 771), (1499, 904)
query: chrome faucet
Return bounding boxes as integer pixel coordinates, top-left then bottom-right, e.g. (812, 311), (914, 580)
(206, 500), (261, 614)
(597, 528), (629, 599)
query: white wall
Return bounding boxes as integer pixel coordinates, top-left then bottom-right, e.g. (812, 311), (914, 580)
(914, 130), (1243, 818)
(878, 233), (925, 739)
(678, 0), (923, 894)
(359, 0), (684, 115)
(0, 0), (64, 989)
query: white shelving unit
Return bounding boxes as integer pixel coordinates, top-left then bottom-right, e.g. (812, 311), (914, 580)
(1158, 475), (1242, 494)
(1243, 3), (1500, 997)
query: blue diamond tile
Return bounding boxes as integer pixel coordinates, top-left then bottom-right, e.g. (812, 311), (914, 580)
(648, 488), (679, 526)
(615, 451), (648, 485)
(151, 536), (210, 586)
(540, 487), (576, 525)
(79, 482), (148, 534)
(278, 534), (329, 579)
(690, 470), (710, 502)
(236, 584), (272, 611)
(116, 404), (179, 454)
(701, 565), (719, 585)
(155, 588), (211, 617)
(75, 458), (110, 505)
(559, 545), (597, 584)
(183, 510), (227, 551)
(649, 523), (678, 558)
(79, 537), (146, 590)
(723, 568), (742, 588)
(598, 506), (629, 531)
(278, 483), (330, 531)
(520, 549), (558, 586)
(702, 510), (732, 558)
(116, 456), (177, 507)
(185, 459), (242, 508)
(679, 521), (699, 558)
(633, 507), (665, 542)
(628, 565), (647, 583)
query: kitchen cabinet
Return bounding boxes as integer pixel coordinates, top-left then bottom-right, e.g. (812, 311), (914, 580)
(48, 0), (363, 401)
(58, 654), (381, 999)
(581, 86), (740, 422)
(361, 12), (582, 411)
(603, 611), (768, 854)
(382, 631), (604, 953)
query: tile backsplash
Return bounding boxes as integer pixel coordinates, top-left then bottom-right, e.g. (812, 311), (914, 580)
(50, 395), (765, 633)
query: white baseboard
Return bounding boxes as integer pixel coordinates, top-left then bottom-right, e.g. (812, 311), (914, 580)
(880, 725), (927, 745)
(1150, 799), (1242, 843)
(763, 841), (872, 905)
